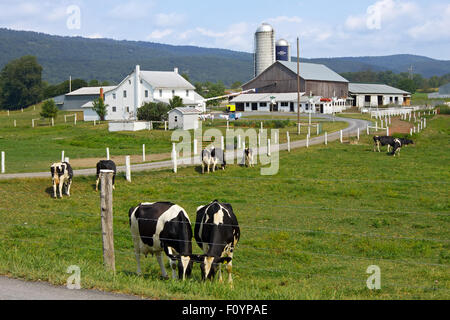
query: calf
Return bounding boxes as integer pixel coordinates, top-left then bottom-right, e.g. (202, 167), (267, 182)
(244, 148), (254, 167)
(129, 202), (194, 280)
(193, 200), (240, 285)
(373, 136), (395, 153)
(96, 160), (117, 191)
(201, 146), (218, 174)
(50, 162), (73, 198)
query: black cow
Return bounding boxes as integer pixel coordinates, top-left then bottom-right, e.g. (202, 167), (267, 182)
(193, 200), (240, 285)
(399, 138), (414, 147)
(96, 160), (117, 191)
(373, 136), (396, 153)
(50, 162), (73, 198)
(129, 202), (194, 280)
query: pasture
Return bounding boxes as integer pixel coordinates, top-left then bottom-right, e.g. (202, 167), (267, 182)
(0, 105), (348, 173)
(0, 114), (448, 300)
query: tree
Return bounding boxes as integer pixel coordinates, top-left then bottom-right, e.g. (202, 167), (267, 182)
(40, 99), (58, 120)
(181, 73), (191, 83)
(137, 102), (170, 121)
(0, 55), (43, 110)
(89, 79), (100, 87)
(231, 81), (242, 90)
(169, 96), (184, 109)
(92, 97), (108, 121)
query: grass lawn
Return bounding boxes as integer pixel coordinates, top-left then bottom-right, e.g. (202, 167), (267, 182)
(0, 105), (349, 173)
(0, 115), (448, 300)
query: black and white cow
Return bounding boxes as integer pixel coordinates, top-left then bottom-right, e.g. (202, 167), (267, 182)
(193, 200), (240, 285)
(96, 160), (117, 191)
(244, 148), (254, 167)
(391, 138), (403, 157)
(128, 202), (194, 280)
(373, 136), (396, 153)
(399, 138), (414, 147)
(50, 162), (73, 198)
(212, 147), (226, 171)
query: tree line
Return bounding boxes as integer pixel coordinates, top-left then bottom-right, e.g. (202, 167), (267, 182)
(340, 70), (450, 94)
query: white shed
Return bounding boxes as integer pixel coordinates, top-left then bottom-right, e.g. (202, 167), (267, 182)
(168, 107), (202, 130)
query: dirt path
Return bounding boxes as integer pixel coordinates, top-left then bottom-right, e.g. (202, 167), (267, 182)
(389, 117), (414, 135)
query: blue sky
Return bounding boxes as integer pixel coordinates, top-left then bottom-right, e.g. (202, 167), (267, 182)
(1, 0), (449, 59)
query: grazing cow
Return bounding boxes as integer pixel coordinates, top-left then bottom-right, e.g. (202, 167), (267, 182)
(212, 148), (226, 171)
(373, 136), (395, 153)
(244, 148), (254, 167)
(193, 200), (240, 285)
(129, 202), (194, 280)
(399, 138), (414, 147)
(50, 162), (73, 198)
(201, 146), (218, 174)
(391, 138), (403, 157)
(96, 160), (117, 191)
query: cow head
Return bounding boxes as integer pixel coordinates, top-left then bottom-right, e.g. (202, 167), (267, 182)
(50, 163), (65, 183)
(191, 255), (232, 280)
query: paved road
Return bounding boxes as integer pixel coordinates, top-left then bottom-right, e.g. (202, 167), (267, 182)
(0, 115), (371, 180)
(0, 276), (144, 300)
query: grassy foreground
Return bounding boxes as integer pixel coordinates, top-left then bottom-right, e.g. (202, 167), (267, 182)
(0, 116), (448, 300)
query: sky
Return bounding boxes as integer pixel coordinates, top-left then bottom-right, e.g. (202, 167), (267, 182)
(0, 0), (449, 59)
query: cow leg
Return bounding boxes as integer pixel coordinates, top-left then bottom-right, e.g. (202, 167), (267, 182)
(226, 259), (233, 287)
(218, 264), (223, 283)
(170, 258), (177, 279)
(112, 175), (116, 190)
(59, 179), (64, 198)
(96, 177), (100, 192)
(66, 179), (72, 196)
(134, 250), (142, 275)
(156, 252), (168, 279)
(52, 181), (57, 198)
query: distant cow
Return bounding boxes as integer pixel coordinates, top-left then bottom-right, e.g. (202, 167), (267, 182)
(244, 148), (254, 167)
(193, 200), (240, 285)
(399, 138), (414, 147)
(212, 147), (226, 171)
(391, 138), (403, 157)
(50, 162), (73, 198)
(373, 136), (396, 153)
(201, 146), (225, 174)
(96, 160), (117, 191)
(129, 202), (194, 280)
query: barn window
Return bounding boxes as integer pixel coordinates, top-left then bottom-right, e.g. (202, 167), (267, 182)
(113, 93), (116, 99)
(280, 102), (289, 107)
(260, 102), (267, 107)
(112, 107), (117, 112)
(175, 116), (178, 122)
(186, 90), (189, 97)
(145, 90), (149, 98)
(126, 107), (130, 113)
(129, 80), (131, 85)
(123, 90), (127, 98)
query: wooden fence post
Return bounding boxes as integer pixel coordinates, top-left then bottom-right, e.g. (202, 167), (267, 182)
(125, 156), (131, 182)
(100, 170), (116, 273)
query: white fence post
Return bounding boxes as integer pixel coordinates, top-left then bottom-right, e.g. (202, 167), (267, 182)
(287, 132), (291, 152)
(340, 130), (343, 143)
(51, 117), (54, 127)
(410, 128), (413, 136)
(367, 125), (369, 135)
(1, 151), (5, 174)
(325, 132), (328, 145)
(14, 120), (16, 127)
(165, 121), (168, 131)
(172, 143), (177, 173)
(74, 114), (77, 125)
(267, 139), (271, 156)
(357, 128), (360, 141)
(106, 148), (110, 160)
(386, 127), (390, 136)
(64, 115), (67, 123)
(125, 156), (131, 182)
(306, 134), (310, 148)
(7, 110), (9, 116)
(64, 157), (70, 163)
(221, 136), (225, 151)
(142, 144), (146, 162)
(61, 151), (65, 163)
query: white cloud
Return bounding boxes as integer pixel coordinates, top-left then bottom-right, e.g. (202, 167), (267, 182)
(147, 29), (174, 40)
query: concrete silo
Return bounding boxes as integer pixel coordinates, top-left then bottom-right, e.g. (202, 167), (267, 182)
(276, 39), (291, 62)
(254, 23), (275, 77)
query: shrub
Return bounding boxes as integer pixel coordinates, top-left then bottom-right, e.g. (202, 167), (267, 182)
(137, 102), (170, 121)
(40, 100), (58, 119)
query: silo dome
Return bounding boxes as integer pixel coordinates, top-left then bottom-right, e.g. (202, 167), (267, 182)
(276, 39), (291, 62)
(254, 23), (276, 77)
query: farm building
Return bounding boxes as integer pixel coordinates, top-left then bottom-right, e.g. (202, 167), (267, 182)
(168, 107), (202, 130)
(230, 92), (348, 114)
(349, 83), (411, 108)
(57, 65), (205, 122)
(243, 61), (350, 98)
(428, 83), (450, 99)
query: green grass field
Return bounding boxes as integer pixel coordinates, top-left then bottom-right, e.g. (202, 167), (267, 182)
(0, 105), (348, 173)
(0, 114), (448, 300)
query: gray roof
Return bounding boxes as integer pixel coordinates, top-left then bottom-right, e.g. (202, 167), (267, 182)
(140, 71), (195, 89)
(66, 86), (116, 96)
(349, 83), (410, 95)
(278, 61), (349, 83)
(169, 107), (202, 115)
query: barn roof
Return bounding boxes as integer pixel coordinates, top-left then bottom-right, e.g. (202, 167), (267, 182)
(349, 83), (410, 95)
(278, 61), (349, 83)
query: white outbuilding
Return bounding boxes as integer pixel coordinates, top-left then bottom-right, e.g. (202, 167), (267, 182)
(168, 107), (202, 130)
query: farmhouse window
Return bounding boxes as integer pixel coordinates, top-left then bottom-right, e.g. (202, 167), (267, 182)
(145, 90), (149, 98)
(123, 90), (127, 98)
(112, 107), (117, 112)
(113, 93), (116, 99)
(175, 116), (178, 122)
(160, 90), (163, 97)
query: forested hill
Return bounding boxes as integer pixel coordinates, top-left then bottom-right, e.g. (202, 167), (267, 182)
(1, 28), (449, 85)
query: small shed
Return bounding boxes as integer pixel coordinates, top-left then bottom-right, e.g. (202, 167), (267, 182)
(168, 107), (202, 130)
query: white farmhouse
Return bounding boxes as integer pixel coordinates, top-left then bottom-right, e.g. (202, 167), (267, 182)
(78, 65), (205, 121)
(168, 107), (202, 130)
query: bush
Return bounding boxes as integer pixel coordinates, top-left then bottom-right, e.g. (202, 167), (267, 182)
(40, 100), (58, 119)
(137, 102), (170, 121)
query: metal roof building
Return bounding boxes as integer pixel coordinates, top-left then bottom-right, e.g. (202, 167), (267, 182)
(349, 83), (410, 95)
(168, 107), (202, 130)
(349, 83), (411, 108)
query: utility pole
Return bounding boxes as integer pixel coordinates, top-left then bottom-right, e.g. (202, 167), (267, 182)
(69, 76), (72, 93)
(297, 37), (301, 135)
